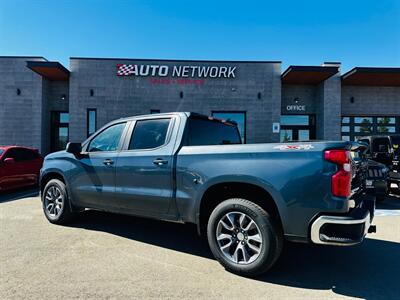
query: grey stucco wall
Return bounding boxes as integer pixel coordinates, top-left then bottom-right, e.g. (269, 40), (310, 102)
(342, 86), (400, 116)
(69, 58), (282, 144)
(0, 57), (45, 152)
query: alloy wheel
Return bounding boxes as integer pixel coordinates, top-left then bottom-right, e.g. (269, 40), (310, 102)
(216, 211), (263, 264)
(44, 186), (64, 218)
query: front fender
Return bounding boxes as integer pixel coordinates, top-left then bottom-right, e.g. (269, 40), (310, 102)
(40, 158), (75, 207)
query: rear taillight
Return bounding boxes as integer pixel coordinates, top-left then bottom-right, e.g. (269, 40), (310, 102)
(324, 150), (352, 198)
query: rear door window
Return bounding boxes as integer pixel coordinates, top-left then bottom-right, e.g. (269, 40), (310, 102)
(19, 149), (39, 161)
(129, 119), (171, 150)
(4, 148), (38, 162)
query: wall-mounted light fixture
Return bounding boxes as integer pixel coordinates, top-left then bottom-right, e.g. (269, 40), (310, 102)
(90, 89), (94, 97)
(350, 96), (355, 103)
(294, 97), (300, 104)
(179, 91), (183, 98)
(257, 92), (262, 100)
(61, 94), (66, 100)
(16, 88), (21, 96)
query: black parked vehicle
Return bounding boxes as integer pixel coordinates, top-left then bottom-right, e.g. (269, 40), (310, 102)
(365, 160), (389, 202)
(390, 135), (400, 193)
(351, 143), (388, 202)
(357, 135), (400, 193)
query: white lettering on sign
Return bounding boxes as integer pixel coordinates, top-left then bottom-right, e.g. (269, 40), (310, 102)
(116, 64), (237, 78)
(286, 105), (306, 111)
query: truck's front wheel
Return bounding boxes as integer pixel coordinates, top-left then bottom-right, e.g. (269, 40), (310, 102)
(207, 198), (283, 277)
(42, 179), (76, 224)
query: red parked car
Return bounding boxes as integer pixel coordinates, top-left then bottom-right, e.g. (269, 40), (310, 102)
(0, 146), (43, 192)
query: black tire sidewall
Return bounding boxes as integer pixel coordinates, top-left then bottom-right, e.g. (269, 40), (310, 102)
(207, 198), (279, 276)
(42, 179), (71, 223)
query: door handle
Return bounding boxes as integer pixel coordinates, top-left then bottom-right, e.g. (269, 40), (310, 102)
(103, 159), (114, 166)
(153, 158), (168, 166)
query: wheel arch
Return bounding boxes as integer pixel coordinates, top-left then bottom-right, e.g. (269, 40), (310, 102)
(40, 171), (67, 194)
(197, 180), (286, 237)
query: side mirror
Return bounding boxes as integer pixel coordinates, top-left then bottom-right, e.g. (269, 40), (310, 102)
(4, 157), (15, 164)
(66, 142), (82, 154)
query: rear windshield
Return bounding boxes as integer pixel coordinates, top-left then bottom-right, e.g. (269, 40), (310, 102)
(186, 117), (242, 146)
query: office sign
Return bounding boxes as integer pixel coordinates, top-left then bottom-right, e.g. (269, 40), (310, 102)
(286, 105), (306, 112)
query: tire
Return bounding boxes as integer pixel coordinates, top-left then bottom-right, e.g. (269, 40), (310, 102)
(207, 198), (283, 277)
(42, 179), (76, 224)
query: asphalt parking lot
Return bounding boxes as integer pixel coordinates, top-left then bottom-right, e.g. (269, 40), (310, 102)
(1, 189), (400, 299)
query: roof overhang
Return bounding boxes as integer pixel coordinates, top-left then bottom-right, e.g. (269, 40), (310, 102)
(26, 61), (70, 81)
(341, 67), (400, 86)
(281, 65), (339, 85)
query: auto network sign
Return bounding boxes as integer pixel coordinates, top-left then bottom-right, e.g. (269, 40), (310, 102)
(116, 64), (237, 78)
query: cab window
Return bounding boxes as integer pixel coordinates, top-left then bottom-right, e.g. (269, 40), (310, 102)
(88, 123), (126, 152)
(186, 117), (242, 146)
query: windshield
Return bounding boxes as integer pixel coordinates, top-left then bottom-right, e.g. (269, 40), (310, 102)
(0, 149), (4, 157)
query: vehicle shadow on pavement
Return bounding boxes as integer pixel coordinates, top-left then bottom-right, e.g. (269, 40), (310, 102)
(0, 187), (39, 203)
(68, 210), (213, 258)
(68, 210), (400, 299)
(376, 194), (400, 210)
(261, 239), (400, 299)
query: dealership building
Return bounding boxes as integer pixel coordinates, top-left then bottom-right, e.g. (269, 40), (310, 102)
(0, 56), (399, 154)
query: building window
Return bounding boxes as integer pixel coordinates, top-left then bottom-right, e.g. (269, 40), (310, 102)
(150, 109), (160, 114)
(87, 109), (97, 137)
(281, 115), (309, 126)
(279, 115), (316, 142)
(212, 111), (246, 143)
(51, 111), (69, 152)
(341, 117), (350, 124)
(341, 116), (400, 141)
(341, 126), (350, 133)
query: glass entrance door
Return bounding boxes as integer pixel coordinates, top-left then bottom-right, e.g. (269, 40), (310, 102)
(51, 112), (69, 152)
(280, 115), (315, 142)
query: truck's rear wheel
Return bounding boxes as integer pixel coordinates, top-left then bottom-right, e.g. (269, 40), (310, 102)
(207, 198), (283, 277)
(42, 179), (76, 224)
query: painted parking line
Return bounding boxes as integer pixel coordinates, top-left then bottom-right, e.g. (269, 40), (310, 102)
(375, 209), (400, 217)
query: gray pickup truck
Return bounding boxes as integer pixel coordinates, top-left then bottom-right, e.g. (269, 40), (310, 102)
(40, 112), (375, 276)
